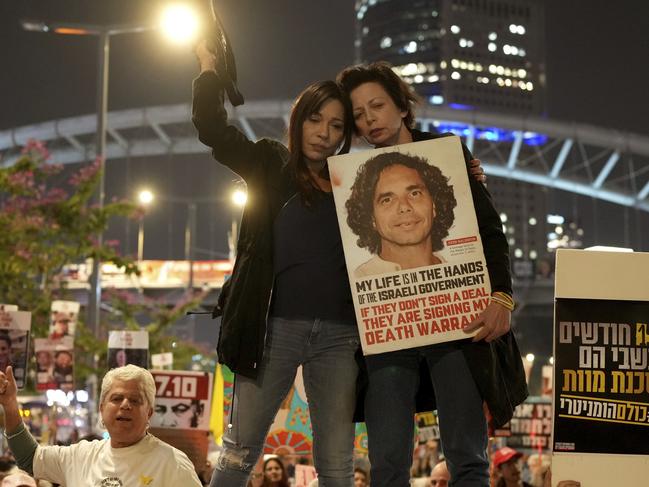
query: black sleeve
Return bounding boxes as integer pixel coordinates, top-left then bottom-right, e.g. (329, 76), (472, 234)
(191, 71), (287, 181)
(461, 142), (513, 295)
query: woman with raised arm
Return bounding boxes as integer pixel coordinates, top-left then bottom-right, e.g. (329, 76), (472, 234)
(193, 40), (359, 487)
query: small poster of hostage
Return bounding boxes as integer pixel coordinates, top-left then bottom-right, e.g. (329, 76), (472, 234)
(329, 136), (491, 354)
(107, 330), (149, 369)
(33, 337), (75, 391)
(0, 308), (31, 389)
(553, 298), (649, 455)
(150, 370), (212, 430)
(149, 370), (213, 477)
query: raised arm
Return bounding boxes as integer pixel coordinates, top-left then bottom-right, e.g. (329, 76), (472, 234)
(0, 367), (38, 475)
(192, 40), (288, 181)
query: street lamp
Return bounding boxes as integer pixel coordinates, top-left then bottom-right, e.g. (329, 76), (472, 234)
(137, 189), (155, 262)
(21, 4), (200, 334)
(160, 4), (201, 43)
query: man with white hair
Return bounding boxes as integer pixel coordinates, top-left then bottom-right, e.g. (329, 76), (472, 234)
(0, 365), (201, 486)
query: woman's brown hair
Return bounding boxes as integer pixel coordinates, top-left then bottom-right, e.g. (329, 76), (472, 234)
(337, 61), (420, 131)
(287, 80), (353, 205)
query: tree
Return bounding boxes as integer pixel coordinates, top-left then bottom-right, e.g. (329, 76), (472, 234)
(0, 140), (212, 387)
(0, 140), (138, 337)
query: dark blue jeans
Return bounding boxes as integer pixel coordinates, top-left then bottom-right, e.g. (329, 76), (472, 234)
(210, 317), (360, 487)
(365, 342), (489, 487)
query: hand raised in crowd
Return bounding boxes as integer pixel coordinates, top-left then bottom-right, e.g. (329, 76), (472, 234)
(463, 301), (511, 342)
(470, 158), (487, 183)
(0, 367), (23, 434)
(195, 39), (218, 73)
(0, 366), (18, 405)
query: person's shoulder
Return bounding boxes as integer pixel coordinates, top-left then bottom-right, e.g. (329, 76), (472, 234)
(145, 434), (192, 462)
(258, 138), (290, 163)
(70, 438), (108, 455)
(37, 437), (107, 460)
(145, 436), (201, 483)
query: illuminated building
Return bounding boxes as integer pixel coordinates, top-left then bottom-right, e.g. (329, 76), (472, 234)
(355, 0), (546, 115)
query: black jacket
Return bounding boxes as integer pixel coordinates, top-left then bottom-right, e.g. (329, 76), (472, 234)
(193, 72), (527, 427)
(193, 71), (296, 378)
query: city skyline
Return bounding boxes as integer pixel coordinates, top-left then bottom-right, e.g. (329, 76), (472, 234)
(0, 0), (648, 135)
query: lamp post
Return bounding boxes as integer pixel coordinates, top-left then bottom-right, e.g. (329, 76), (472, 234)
(137, 189), (155, 262)
(185, 203), (197, 289)
(21, 4), (200, 335)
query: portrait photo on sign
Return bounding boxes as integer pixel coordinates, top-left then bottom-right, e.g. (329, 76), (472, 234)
(328, 136), (491, 355)
(49, 300), (80, 340)
(149, 370), (212, 431)
(107, 330), (149, 369)
(0, 310), (31, 389)
(107, 348), (149, 369)
(33, 337), (74, 391)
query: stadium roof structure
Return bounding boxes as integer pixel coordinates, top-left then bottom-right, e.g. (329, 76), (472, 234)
(2, 101), (649, 212)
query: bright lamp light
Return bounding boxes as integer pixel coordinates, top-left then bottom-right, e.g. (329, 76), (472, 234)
(160, 4), (200, 44)
(138, 189), (154, 205)
(232, 189), (247, 207)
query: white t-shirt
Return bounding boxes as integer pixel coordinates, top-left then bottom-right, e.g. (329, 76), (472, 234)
(33, 433), (201, 487)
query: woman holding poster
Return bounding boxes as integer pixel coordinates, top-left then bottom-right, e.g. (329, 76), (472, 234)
(193, 41), (360, 487)
(336, 62), (528, 487)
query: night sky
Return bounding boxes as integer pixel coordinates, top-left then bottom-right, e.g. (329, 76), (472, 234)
(1, 0), (648, 134)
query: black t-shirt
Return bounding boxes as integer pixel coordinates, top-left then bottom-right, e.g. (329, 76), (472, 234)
(271, 190), (355, 323)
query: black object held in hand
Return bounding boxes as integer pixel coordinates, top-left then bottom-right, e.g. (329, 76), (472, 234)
(205, 0), (245, 106)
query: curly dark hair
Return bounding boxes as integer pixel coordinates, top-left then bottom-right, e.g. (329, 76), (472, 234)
(346, 151), (456, 254)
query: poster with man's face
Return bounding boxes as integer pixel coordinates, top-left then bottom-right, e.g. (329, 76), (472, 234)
(49, 300), (80, 339)
(0, 309), (31, 389)
(33, 336), (74, 391)
(149, 370), (213, 476)
(328, 136), (491, 354)
(107, 330), (149, 369)
(149, 370), (212, 430)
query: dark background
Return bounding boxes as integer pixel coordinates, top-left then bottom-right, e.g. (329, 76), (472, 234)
(1, 0), (648, 134)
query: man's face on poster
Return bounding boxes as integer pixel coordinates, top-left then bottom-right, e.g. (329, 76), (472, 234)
(53, 316), (71, 335)
(153, 400), (198, 428)
(37, 351), (52, 369)
(0, 339), (10, 361)
(372, 164), (435, 250)
(115, 349), (128, 367)
(55, 351), (72, 368)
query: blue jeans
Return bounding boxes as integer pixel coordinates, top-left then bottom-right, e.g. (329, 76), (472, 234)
(210, 317), (360, 487)
(365, 342), (489, 487)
